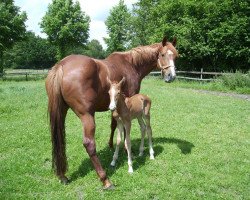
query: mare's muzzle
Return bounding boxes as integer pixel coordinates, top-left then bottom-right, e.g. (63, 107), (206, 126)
(164, 74), (176, 83)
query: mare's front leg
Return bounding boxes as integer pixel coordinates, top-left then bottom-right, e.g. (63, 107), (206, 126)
(81, 113), (113, 188)
(110, 121), (123, 167)
(124, 121), (133, 173)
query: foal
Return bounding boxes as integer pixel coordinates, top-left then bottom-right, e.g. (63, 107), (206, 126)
(107, 77), (154, 173)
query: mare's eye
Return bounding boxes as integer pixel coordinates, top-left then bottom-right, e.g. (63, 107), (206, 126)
(162, 54), (165, 57)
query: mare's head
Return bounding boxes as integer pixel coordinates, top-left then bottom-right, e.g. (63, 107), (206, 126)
(107, 77), (126, 111)
(157, 37), (179, 82)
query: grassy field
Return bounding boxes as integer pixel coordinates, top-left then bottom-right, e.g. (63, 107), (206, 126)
(0, 78), (249, 199)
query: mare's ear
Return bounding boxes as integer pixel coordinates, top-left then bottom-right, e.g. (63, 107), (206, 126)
(106, 76), (112, 86)
(119, 77), (126, 86)
(162, 36), (167, 46)
(172, 37), (177, 47)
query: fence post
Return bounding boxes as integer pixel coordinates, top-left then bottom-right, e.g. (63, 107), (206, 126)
(200, 68), (203, 80)
(25, 73), (28, 81)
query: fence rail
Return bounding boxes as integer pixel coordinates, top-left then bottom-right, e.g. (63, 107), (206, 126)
(149, 68), (228, 81)
(0, 68), (228, 81)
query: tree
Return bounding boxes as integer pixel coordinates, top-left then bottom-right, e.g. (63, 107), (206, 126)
(40, 0), (90, 60)
(0, 0), (27, 75)
(132, 0), (250, 72)
(3, 32), (57, 69)
(104, 0), (132, 54)
(84, 39), (106, 59)
(131, 0), (157, 46)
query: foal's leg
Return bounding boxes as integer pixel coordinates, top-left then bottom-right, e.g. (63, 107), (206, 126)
(109, 117), (117, 149)
(124, 121), (133, 173)
(144, 115), (154, 160)
(111, 121), (123, 167)
(81, 113), (112, 188)
(137, 117), (146, 157)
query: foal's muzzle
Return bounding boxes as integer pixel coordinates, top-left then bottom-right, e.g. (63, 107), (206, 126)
(109, 105), (116, 111)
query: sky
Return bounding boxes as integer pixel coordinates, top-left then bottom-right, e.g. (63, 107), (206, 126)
(14, 0), (138, 48)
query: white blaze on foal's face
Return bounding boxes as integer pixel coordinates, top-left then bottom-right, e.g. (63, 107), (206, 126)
(108, 83), (121, 111)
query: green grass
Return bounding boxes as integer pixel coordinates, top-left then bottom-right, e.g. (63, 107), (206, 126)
(171, 71), (250, 94)
(0, 78), (249, 199)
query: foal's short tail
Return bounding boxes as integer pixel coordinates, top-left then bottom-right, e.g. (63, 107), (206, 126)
(46, 64), (67, 177)
(143, 97), (151, 116)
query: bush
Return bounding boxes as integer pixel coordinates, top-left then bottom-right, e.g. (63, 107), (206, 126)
(219, 71), (250, 90)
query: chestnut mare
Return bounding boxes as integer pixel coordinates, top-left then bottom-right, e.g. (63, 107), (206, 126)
(45, 36), (178, 189)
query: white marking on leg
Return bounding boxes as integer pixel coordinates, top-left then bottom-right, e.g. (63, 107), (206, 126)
(145, 118), (155, 160)
(124, 124), (133, 173)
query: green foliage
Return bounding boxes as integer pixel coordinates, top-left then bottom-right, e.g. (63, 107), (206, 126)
(129, 0), (250, 72)
(84, 39), (106, 59)
(219, 71), (250, 91)
(0, 0), (27, 74)
(105, 0), (132, 54)
(3, 32), (57, 69)
(0, 79), (249, 199)
(40, 0), (90, 60)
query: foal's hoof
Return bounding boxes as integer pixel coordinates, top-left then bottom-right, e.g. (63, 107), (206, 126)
(110, 161), (116, 167)
(60, 177), (69, 185)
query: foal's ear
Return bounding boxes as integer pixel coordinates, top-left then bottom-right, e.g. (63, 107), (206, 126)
(172, 37), (177, 47)
(162, 36), (168, 46)
(106, 76), (112, 86)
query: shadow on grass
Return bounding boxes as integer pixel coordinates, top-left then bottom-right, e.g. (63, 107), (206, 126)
(70, 136), (194, 182)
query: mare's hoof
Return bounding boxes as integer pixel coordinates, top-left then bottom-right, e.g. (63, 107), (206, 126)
(103, 184), (115, 190)
(60, 177), (69, 185)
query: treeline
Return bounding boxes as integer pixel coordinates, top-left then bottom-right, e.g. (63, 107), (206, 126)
(1, 0), (249, 72)
(105, 0), (249, 72)
(3, 32), (106, 69)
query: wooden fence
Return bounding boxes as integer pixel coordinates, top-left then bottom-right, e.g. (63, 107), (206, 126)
(0, 68), (226, 81)
(150, 68), (226, 81)
(0, 70), (48, 81)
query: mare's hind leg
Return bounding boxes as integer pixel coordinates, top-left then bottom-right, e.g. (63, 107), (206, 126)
(81, 113), (112, 188)
(111, 121), (123, 167)
(137, 117), (146, 157)
(144, 115), (154, 160)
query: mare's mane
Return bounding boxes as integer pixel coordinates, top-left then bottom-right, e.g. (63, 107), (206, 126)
(108, 43), (161, 67)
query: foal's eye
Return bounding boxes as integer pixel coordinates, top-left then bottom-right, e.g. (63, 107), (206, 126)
(162, 54), (165, 57)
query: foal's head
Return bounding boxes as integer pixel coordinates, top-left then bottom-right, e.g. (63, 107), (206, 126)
(107, 77), (126, 111)
(157, 37), (179, 83)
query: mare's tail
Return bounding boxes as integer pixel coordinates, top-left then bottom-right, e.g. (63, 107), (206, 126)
(45, 64), (67, 177)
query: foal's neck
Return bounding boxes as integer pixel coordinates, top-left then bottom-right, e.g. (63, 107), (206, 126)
(116, 94), (129, 115)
